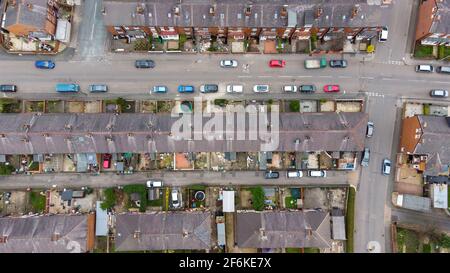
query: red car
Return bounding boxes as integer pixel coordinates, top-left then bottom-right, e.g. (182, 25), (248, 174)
(323, 85), (340, 93)
(269, 59), (286, 68)
(103, 154), (112, 169)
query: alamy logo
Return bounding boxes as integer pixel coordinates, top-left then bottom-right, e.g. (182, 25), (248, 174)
(170, 97), (280, 151)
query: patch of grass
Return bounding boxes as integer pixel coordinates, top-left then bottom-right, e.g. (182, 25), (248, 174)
(214, 99), (229, 107)
(414, 44), (434, 58)
(0, 98), (21, 113)
(29, 191), (46, 213)
(249, 187), (265, 211)
(423, 104), (430, 115)
(189, 184), (206, 191)
(179, 34), (187, 49)
(123, 184), (147, 212)
(397, 228), (420, 253)
(284, 196), (297, 209)
(289, 101), (300, 112)
(0, 164), (15, 175)
(304, 248), (320, 253)
(438, 45), (450, 60)
(147, 198), (163, 207)
(101, 188), (117, 210)
(422, 243), (431, 253)
(345, 187), (355, 253)
(286, 248), (301, 253)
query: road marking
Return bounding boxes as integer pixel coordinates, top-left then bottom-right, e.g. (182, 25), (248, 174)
(238, 75), (251, 78)
(90, 2), (98, 41)
(381, 78), (395, 81)
(258, 75), (272, 78)
(319, 75), (332, 78)
(297, 75), (312, 78)
(279, 75), (293, 78)
(338, 76), (352, 79)
(408, 79), (426, 82)
(360, 76), (375, 80)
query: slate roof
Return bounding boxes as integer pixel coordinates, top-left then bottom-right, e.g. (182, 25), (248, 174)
(430, 0), (450, 35)
(0, 112), (368, 154)
(0, 215), (90, 253)
(103, 0), (390, 28)
(3, 0), (49, 30)
(115, 212), (212, 251)
(236, 210), (332, 249)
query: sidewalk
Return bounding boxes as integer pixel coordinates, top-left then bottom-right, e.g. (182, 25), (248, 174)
(0, 170), (350, 190)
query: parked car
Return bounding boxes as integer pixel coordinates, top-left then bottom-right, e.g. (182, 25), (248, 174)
(264, 171), (280, 179)
(269, 59), (286, 68)
(220, 59), (238, 68)
(102, 154), (112, 169)
(0, 85), (17, 92)
(135, 60), (155, 68)
(171, 189), (180, 208)
(283, 85), (297, 92)
(361, 148), (370, 167)
(429, 89), (448, 98)
(178, 85), (194, 93)
(226, 84), (243, 93)
(152, 86), (168, 93)
(366, 121), (374, 138)
(35, 60), (55, 69)
(436, 66), (450, 74)
(253, 85), (269, 93)
(287, 170), (303, 178)
(378, 26), (388, 42)
(415, 64), (433, 73)
(329, 59), (348, 68)
(146, 180), (163, 188)
(39, 43), (53, 52)
(308, 170), (327, 177)
(299, 85), (316, 93)
(382, 159), (391, 175)
(89, 84), (108, 92)
(200, 84), (219, 93)
(323, 85), (340, 92)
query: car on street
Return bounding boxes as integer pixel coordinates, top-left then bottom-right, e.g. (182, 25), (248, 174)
(253, 85), (269, 93)
(264, 171), (279, 179)
(283, 85), (297, 92)
(382, 159), (391, 175)
(178, 85), (194, 93)
(200, 84), (219, 93)
(35, 60), (55, 69)
(287, 170), (303, 178)
(171, 189), (181, 208)
(226, 84), (243, 93)
(135, 60), (155, 68)
(152, 86), (168, 93)
(220, 59), (238, 68)
(102, 154), (112, 169)
(415, 64), (433, 73)
(299, 85), (316, 93)
(366, 121), (374, 138)
(430, 89), (448, 98)
(269, 59), (286, 68)
(0, 85), (17, 92)
(437, 66), (450, 74)
(361, 148), (370, 167)
(308, 170), (327, 177)
(329, 59), (348, 68)
(89, 84), (108, 92)
(146, 180), (163, 188)
(323, 85), (340, 92)
(378, 26), (388, 42)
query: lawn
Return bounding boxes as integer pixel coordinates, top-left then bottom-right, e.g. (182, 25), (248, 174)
(414, 44), (434, 58)
(0, 164), (15, 175)
(397, 228), (420, 253)
(286, 248), (301, 253)
(123, 184), (147, 212)
(29, 191), (46, 213)
(303, 248), (320, 253)
(284, 196), (297, 209)
(249, 187), (265, 211)
(422, 243), (431, 253)
(438, 45), (450, 60)
(147, 197), (163, 207)
(0, 98), (22, 113)
(345, 187), (355, 253)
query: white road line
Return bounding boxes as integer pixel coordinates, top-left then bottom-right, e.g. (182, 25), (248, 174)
(381, 78), (395, 81)
(258, 75), (272, 78)
(279, 75), (293, 78)
(319, 76), (332, 78)
(90, 2), (98, 41)
(360, 76), (375, 80)
(338, 76), (352, 79)
(430, 81), (450, 84)
(238, 75), (251, 78)
(297, 76), (312, 78)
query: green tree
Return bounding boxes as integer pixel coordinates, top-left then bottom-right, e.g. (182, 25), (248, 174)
(289, 101), (300, 112)
(439, 234), (450, 248)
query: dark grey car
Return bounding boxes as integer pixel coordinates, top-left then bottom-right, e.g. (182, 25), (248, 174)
(264, 171), (279, 179)
(329, 60), (348, 68)
(299, 85), (316, 93)
(135, 60), (155, 68)
(200, 84), (219, 93)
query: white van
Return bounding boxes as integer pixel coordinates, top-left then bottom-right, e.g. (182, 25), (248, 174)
(378, 27), (388, 42)
(416, 64), (433, 73)
(287, 170), (303, 178)
(226, 84), (243, 93)
(308, 170), (327, 177)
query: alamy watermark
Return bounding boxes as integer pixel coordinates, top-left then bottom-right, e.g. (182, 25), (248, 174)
(170, 97), (280, 151)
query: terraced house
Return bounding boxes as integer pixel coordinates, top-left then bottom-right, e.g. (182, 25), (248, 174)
(102, 0), (392, 53)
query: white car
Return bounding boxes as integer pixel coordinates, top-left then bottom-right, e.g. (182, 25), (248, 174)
(379, 26), (388, 42)
(220, 59), (238, 68)
(283, 85), (297, 92)
(171, 189), (180, 208)
(226, 84), (243, 93)
(253, 85), (269, 93)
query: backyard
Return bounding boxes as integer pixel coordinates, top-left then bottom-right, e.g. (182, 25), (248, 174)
(29, 191), (46, 213)
(345, 187), (355, 253)
(0, 99), (22, 113)
(414, 44), (434, 58)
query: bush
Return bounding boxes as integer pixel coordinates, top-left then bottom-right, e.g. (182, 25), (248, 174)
(423, 104), (430, 115)
(214, 99), (228, 107)
(101, 188), (117, 210)
(346, 187), (356, 253)
(250, 187), (265, 211)
(115, 97), (127, 112)
(0, 164), (15, 175)
(179, 34), (187, 49)
(289, 101), (300, 112)
(0, 99), (21, 113)
(439, 234), (450, 248)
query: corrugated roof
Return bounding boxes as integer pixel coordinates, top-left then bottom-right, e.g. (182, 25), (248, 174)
(331, 216), (346, 240)
(432, 184), (448, 209)
(223, 191), (235, 212)
(236, 210), (332, 249)
(96, 201), (109, 236)
(0, 112), (368, 154)
(401, 194), (431, 212)
(0, 215), (90, 253)
(115, 212), (212, 251)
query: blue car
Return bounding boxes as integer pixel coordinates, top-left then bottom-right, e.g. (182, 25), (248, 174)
(35, 60), (55, 69)
(177, 85), (194, 93)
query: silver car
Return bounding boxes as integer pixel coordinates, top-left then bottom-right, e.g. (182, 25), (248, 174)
(366, 122), (374, 138)
(382, 159), (391, 175)
(361, 148), (370, 167)
(220, 59), (238, 68)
